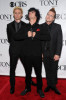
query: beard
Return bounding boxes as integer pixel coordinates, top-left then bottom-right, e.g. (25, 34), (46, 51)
(46, 20), (52, 23)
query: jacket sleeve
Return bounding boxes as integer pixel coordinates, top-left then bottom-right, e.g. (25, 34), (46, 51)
(55, 25), (63, 56)
(6, 24), (11, 43)
(34, 25), (51, 41)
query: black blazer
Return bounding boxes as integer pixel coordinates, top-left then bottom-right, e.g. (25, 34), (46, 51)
(7, 21), (27, 55)
(42, 22), (63, 58)
(14, 23), (51, 56)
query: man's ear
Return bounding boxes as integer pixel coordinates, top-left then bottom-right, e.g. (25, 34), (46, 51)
(20, 16), (23, 19)
(21, 13), (23, 18)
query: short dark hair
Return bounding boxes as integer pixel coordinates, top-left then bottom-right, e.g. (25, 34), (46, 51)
(26, 8), (41, 23)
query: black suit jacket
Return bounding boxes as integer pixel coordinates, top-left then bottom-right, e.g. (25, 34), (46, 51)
(7, 21), (27, 55)
(14, 23), (51, 56)
(42, 22), (63, 58)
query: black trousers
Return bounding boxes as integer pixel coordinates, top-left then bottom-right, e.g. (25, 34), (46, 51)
(43, 57), (58, 87)
(9, 52), (25, 89)
(24, 55), (42, 91)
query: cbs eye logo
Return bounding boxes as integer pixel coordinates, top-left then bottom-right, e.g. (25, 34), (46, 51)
(10, 1), (27, 7)
(10, 2), (16, 7)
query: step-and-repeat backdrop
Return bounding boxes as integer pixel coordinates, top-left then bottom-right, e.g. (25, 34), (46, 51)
(0, 0), (66, 78)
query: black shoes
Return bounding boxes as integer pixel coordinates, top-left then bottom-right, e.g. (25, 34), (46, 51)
(44, 86), (50, 92)
(51, 87), (61, 95)
(10, 88), (14, 94)
(31, 80), (37, 86)
(21, 88), (45, 98)
(44, 86), (61, 95)
(37, 90), (45, 98)
(21, 89), (31, 96)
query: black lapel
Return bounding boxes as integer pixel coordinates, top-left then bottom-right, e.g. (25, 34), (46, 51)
(19, 21), (25, 31)
(11, 21), (26, 32)
(12, 21), (16, 32)
(21, 21), (24, 26)
(50, 23), (55, 36)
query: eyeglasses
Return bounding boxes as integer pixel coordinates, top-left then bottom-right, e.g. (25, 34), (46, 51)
(47, 14), (54, 18)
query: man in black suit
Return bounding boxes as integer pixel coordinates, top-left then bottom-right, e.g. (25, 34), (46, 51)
(42, 8), (63, 95)
(7, 7), (28, 94)
(15, 8), (50, 98)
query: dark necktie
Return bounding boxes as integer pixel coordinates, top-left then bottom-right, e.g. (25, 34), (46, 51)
(17, 23), (20, 32)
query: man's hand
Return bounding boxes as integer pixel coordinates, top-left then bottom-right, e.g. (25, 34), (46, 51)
(28, 31), (32, 37)
(54, 55), (60, 61)
(33, 32), (36, 37)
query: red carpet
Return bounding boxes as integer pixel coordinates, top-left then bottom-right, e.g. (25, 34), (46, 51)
(0, 76), (66, 100)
